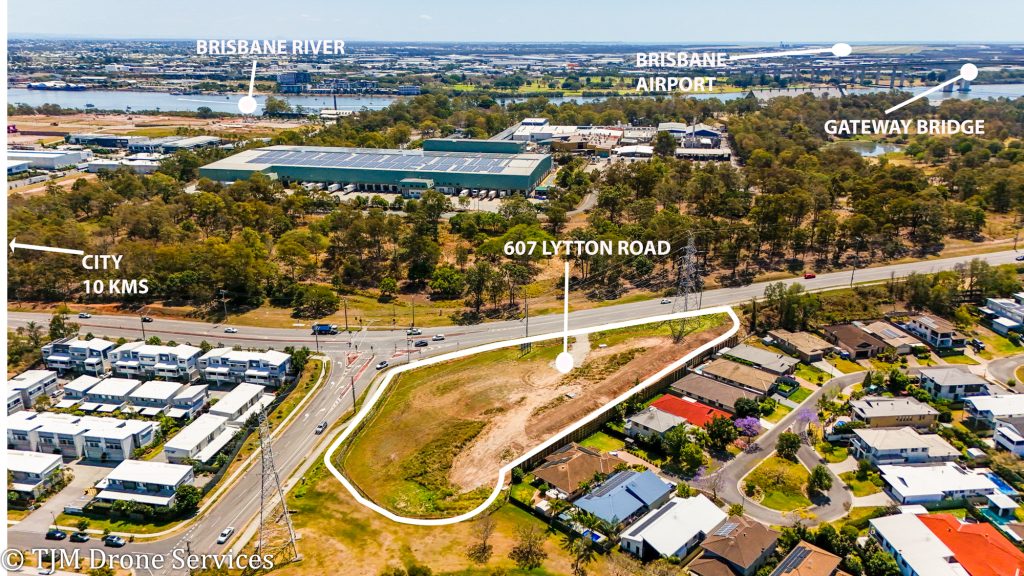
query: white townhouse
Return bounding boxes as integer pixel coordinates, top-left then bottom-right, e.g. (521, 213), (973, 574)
(94, 460), (195, 508)
(7, 389), (24, 414)
(110, 342), (201, 382)
(916, 367), (989, 401)
(82, 419), (156, 461)
(209, 383), (272, 426)
(168, 385), (210, 419)
(41, 336), (116, 376)
(995, 416), (1024, 457)
(8, 370), (60, 408)
(55, 375), (103, 409)
(7, 411), (155, 461)
(965, 394), (1024, 429)
(7, 450), (64, 498)
(163, 414), (234, 464)
(81, 377), (142, 413)
(199, 347), (292, 387)
(127, 380), (186, 416)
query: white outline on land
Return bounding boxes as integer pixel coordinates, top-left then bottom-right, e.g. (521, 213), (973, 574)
(323, 305), (740, 526)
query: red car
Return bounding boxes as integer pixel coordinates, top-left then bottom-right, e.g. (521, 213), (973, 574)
(803, 272), (816, 279)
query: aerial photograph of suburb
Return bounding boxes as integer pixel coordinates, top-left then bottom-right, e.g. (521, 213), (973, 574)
(4, 0), (1024, 575)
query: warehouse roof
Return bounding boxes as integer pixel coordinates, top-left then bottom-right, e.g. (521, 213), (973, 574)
(202, 145), (550, 178)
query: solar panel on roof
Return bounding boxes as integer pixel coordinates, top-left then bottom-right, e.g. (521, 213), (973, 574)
(713, 522), (739, 537)
(774, 545), (812, 574)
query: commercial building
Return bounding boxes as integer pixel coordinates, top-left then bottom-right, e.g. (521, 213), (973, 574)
(532, 443), (626, 498)
(7, 450), (64, 498)
(169, 385), (210, 419)
(857, 321), (923, 355)
(575, 469), (673, 528)
(767, 330), (833, 363)
(81, 377), (142, 412)
(619, 495), (726, 560)
(421, 138), (526, 154)
(824, 324), (888, 360)
(693, 515), (779, 576)
(163, 413), (234, 464)
(625, 406), (687, 439)
(669, 373), (760, 413)
(7, 148), (89, 169)
(721, 344), (798, 375)
(199, 145), (552, 195)
(850, 396), (939, 429)
(905, 315), (966, 351)
(850, 427), (960, 465)
(198, 347), (291, 387)
(42, 336), (115, 376)
(768, 541), (843, 576)
(878, 462), (1000, 504)
(917, 367), (989, 401)
(110, 342), (202, 382)
(698, 358), (779, 396)
(8, 159), (31, 175)
(8, 370), (59, 409)
(66, 133), (146, 148)
(127, 380), (187, 416)
(964, 394), (1024, 429)
(209, 383), (272, 425)
(94, 460), (195, 508)
(85, 157), (161, 174)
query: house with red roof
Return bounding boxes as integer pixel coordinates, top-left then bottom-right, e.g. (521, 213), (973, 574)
(917, 514), (1024, 576)
(651, 395), (730, 428)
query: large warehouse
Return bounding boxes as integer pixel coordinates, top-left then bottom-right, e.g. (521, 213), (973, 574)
(199, 145), (552, 194)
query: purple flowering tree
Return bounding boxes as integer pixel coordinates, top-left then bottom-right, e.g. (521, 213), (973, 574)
(735, 416), (762, 440)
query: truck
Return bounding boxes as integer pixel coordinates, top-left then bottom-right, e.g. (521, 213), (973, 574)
(311, 323), (339, 335)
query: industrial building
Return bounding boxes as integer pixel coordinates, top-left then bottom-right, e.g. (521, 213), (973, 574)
(69, 133), (221, 152)
(7, 149), (89, 169)
(199, 145), (553, 195)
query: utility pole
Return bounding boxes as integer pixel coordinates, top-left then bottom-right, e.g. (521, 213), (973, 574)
(343, 297), (349, 332)
(219, 289), (229, 320)
(411, 295), (416, 328)
(850, 237), (863, 287)
(254, 407), (299, 567)
(313, 330), (320, 353)
(139, 317), (147, 341)
(350, 375), (356, 406)
(671, 233), (699, 343)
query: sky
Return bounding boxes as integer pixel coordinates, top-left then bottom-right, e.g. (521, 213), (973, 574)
(8, 0), (1024, 43)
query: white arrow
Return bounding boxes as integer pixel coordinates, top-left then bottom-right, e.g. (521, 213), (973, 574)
(9, 238), (85, 255)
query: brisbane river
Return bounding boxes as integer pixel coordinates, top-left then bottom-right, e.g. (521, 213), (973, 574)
(7, 83), (1023, 115)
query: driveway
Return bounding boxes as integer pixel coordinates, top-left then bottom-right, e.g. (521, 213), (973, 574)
(711, 372), (866, 526)
(15, 461), (113, 533)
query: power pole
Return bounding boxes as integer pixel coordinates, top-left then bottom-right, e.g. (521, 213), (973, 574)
(140, 317), (147, 341)
(343, 298), (349, 332)
(253, 407), (299, 569)
(671, 233), (699, 343)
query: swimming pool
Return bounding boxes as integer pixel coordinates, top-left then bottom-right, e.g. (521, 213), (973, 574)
(986, 472), (1019, 496)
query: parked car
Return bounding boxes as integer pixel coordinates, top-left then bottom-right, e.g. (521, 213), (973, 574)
(217, 527), (235, 544)
(660, 298), (672, 304)
(45, 529), (67, 540)
(375, 360), (389, 370)
(103, 535), (126, 547)
(803, 272), (817, 279)
(140, 316), (154, 323)
(406, 328), (422, 336)
(414, 340), (428, 348)
(315, 420), (328, 435)
(77, 312), (92, 319)
(224, 327), (238, 333)
(70, 532), (90, 542)
(970, 338), (986, 350)
(432, 334), (445, 341)
(1016, 254), (1024, 262)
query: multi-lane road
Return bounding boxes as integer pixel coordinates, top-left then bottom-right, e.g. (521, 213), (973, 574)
(5, 248), (1022, 574)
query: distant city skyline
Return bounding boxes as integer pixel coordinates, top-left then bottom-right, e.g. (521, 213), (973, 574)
(8, 0), (1024, 43)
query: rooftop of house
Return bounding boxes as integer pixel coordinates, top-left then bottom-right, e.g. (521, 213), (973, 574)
(768, 540), (843, 576)
(878, 462), (998, 499)
(575, 469), (672, 525)
(699, 515), (780, 570)
(918, 514), (1024, 576)
(852, 427), (959, 457)
(627, 406), (687, 434)
(620, 495), (727, 558)
(850, 396), (938, 418)
(917, 367), (988, 387)
(532, 443), (626, 495)
(722, 343), (799, 373)
(825, 324), (888, 350)
(767, 329), (833, 353)
(700, 358), (778, 393)
(650, 395), (729, 428)
(669, 373), (760, 409)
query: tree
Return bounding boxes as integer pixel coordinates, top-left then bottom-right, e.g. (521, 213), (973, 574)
(653, 131), (677, 157)
(76, 518), (90, 532)
(728, 503), (744, 516)
(429, 265), (466, 300)
(466, 515), (496, 564)
(735, 416), (762, 440)
(562, 510), (599, 576)
(734, 397), (761, 419)
(777, 431), (802, 461)
(508, 524), (547, 570)
(379, 277), (398, 300)
(292, 284), (340, 318)
(705, 416), (739, 451)
(808, 464), (833, 494)
(263, 96), (291, 116)
(679, 443), (706, 475)
(173, 484), (202, 515)
(48, 309), (79, 340)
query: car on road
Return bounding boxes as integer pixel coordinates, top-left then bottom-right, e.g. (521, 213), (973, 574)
(103, 535), (126, 547)
(217, 527), (235, 544)
(406, 328), (422, 336)
(224, 327), (238, 333)
(45, 529), (67, 540)
(803, 272), (817, 279)
(1016, 254), (1024, 261)
(70, 532), (90, 542)
(414, 340), (428, 347)
(77, 312), (92, 319)
(140, 316), (153, 323)
(375, 360), (389, 370)
(432, 334), (445, 341)
(660, 298), (672, 304)
(315, 420), (328, 434)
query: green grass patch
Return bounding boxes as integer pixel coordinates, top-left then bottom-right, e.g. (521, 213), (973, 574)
(831, 506), (888, 534)
(815, 442), (849, 463)
(977, 330), (1024, 358)
(828, 357), (866, 373)
(588, 313), (727, 347)
(789, 387), (813, 404)
(943, 354), (979, 365)
(868, 359), (899, 372)
(56, 512), (180, 534)
(578, 430), (625, 453)
(794, 363), (829, 384)
(763, 403), (792, 424)
(745, 456), (812, 511)
(509, 482), (536, 505)
(839, 471), (882, 496)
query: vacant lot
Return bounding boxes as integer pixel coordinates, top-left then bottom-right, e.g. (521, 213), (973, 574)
(338, 314), (729, 518)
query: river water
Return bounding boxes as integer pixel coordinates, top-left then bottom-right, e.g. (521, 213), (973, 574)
(7, 83), (1023, 114)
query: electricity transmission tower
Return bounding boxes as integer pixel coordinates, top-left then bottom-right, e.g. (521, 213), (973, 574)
(253, 407), (299, 568)
(671, 233), (702, 342)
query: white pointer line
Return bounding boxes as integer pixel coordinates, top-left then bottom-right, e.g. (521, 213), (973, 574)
(884, 75), (962, 114)
(248, 59), (257, 97)
(562, 261), (569, 353)
(730, 48), (832, 61)
(9, 238), (84, 256)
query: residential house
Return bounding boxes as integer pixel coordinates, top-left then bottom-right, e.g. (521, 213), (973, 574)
(208, 383), (271, 426)
(905, 315), (966, 351)
(94, 460), (195, 508)
(767, 330), (833, 363)
(168, 385), (209, 419)
(82, 419), (156, 461)
(768, 541), (843, 576)
(981, 296), (1024, 335)
(824, 324), (888, 360)
(917, 367), (989, 401)
(575, 469), (673, 528)
(619, 495), (726, 560)
(41, 336), (115, 376)
(8, 370), (59, 409)
(850, 396), (938, 429)
(857, 321), (923, 355)
(693, 515), (780, 576)
(964, 394), (1024, 429)
(669, 373), (760, 413)
(199, 348), (291, 387)
(699, 358), (779, 396)
(7, 450), (64, 498)
(163, 414), (234, 464)
(7, 411), (154, 461)
(721, 344), (798, 375)
(650, 395), (730, 428)
(532, 443), (626, 498)
(110, 342), (201, 382)
(81, 377), (142, 412)
(994, 416), (1024, 457)
(127, 380), (186, 416)
(878, 462), (1000, 504)
(55, 375), (102, 409)
(850, 427), (960, 465)
(7, 389), (24, 415)
(625, 406), (687, 439)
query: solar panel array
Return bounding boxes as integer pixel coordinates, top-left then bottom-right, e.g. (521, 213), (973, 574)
(248, 148), (516, 174)
(774, 545), (812, 574)
(713, 521), (739, 537)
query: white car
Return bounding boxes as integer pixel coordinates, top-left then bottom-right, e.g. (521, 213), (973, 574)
(224, 327), (238, 333)
(375, 360), (389, 370)
(217, 527), (235, 544)
(432, 334), (445, 341)
(660, 298), (672, 304)
(78, 312), (92, 318)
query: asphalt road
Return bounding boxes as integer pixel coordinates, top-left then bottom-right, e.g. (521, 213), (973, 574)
(5, 248), (1021, 571)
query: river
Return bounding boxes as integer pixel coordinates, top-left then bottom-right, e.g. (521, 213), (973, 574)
(7, 83), (1023, 115)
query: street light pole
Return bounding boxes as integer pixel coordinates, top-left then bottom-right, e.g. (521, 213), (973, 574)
(343, 298), (349, 332)
(140, 317), (147, 340)
(411, 296), (416, 328)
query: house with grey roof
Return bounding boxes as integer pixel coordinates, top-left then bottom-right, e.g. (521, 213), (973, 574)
(625, 406), (686, 439)
(917, 367), (990, 400)
(721, 344), (798, 375)
(575, 469), (672, 528)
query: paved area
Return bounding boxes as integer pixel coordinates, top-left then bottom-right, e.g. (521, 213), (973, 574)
(988, 353), (1024, 386)
(813, 360), (845, 378)
(827, 456), (859, 475)
(852, 492), (894, 507)
(15, 461), (112, 532)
